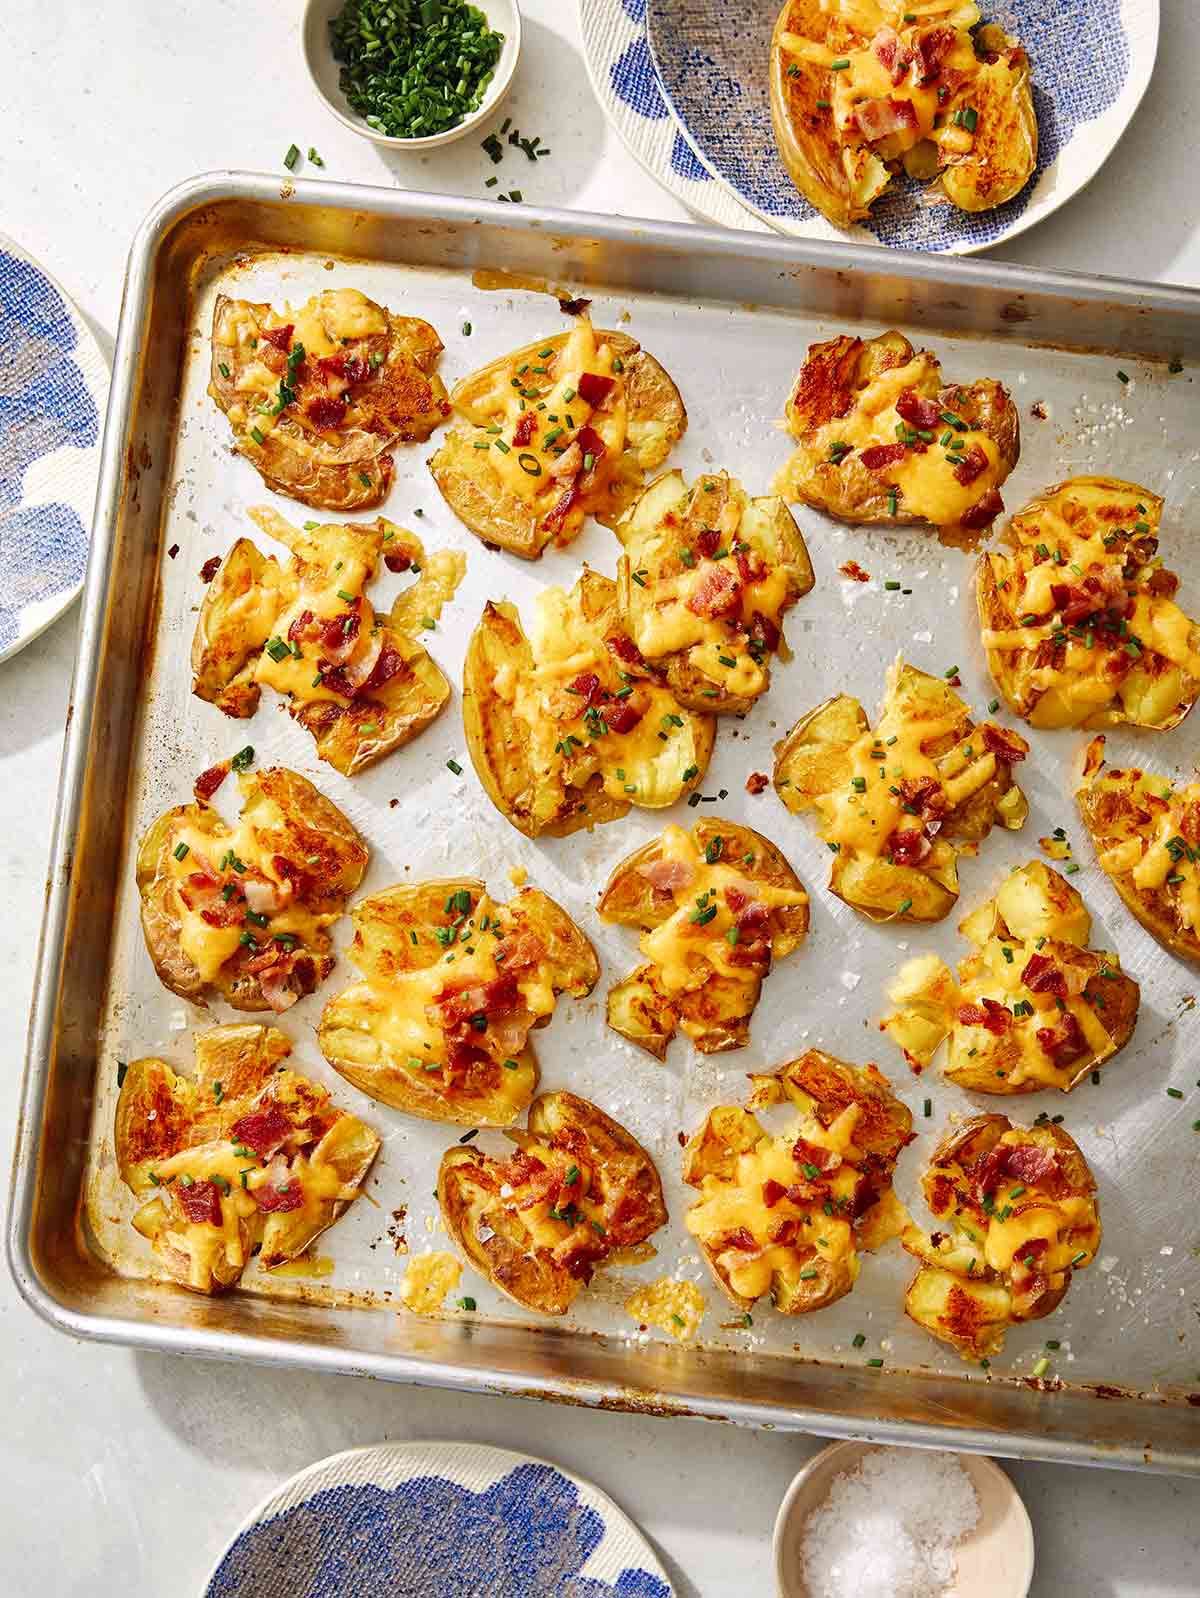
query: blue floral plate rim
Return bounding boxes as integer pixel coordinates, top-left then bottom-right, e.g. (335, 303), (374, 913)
(643, 0), (1160, 254)
(0, 231), (108, 663)
(202, 1438), (673, 1597)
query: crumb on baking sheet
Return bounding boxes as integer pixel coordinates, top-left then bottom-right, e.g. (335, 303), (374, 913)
(399, 1250), (461, 1314)
(1031, 401), (1048, 419)
(745, 772), (769, 795)
(509, 863), (528, 887)
(624, 1277), (705, 1342)
(840, 560), (871, 583)
(388, 1205), (409, 1255)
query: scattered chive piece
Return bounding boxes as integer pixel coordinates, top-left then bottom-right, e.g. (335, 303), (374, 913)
(446, 758), (463, 775)
(462, 320), (472, 336)
(988, 698), (1000, 713)
(218, 362), (230, 379)
(116, 1061), (128, 1088)
(1167, 1087), (1184, 1099)
(458, 1297), (477, 1311)
(1032, 1356), (1050, 1378)
(923, 1098), (932, 1117)
(867, 1357), (884, 1368)
(829, 57), (850, 69)
(283, 144), (300, 171)
(308, 147), (324, 167)
(231, 745), (254, 771)
(852, 1332), (866, 1349)
(250, 426), (266, 446)
(173, 841), (190, 861)
(1116, 370), (1129, 383)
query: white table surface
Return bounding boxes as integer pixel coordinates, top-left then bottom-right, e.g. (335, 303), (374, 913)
(4, 3), (1200, 1593)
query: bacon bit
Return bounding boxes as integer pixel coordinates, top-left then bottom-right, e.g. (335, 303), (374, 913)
(762, 1178), (786, 1208)
(569, 672), (603, 706)
(889, 828), (931, 866)
(745, 772), (769, 796)
(321, 602), (360, 658)
(1036, 1012), (1089, 1067)
(897, 775), (946, 823)
(540, 478), (580, 536)
(957, 998), (1013, 1034)
(548, 441), (582, 479)
(575, 424), (607, 478)
(511, 411), (536, 448)
(959, 489), (1004, 531)
(840, 560), (871, 583)
(953, 444), (990, 486)
(607, 1188), (653, 1245)
(850, 1177), (879, 1219)
(736, 548), (768, 586)
(195, 762), (229, 802)
(230, 1105), (292, 1158)
(177, 1179), (224, 1226)
(605, 698), (645, 734)
(860, 442), (908, 473)
(792, 1137), (840, 1174)
(1030, 401), (1047, 420)
(749, 611), (781, 654)
(1146, 569), (1179, 599)
(384, 549), (413, 574)
(605, 632), (643, 667)
(637, 857), (693, 895)
(981, 723), (1029, 763)
(260, 324), (294, 352)
(200, 555), (222, 583)
(695, 528), (721, 559)
(499, 1149), (547, 1190)
(577, 371), (615, 408)
(1021, 952), (1067, 997)
(895, 389), (942, 431)
(254, 1181), (304, 1214)
(686, 564), (741, 619)
(854, 96), (919, 142)
(166, 543), (179, 560)
(722, 1227), (759, 1252)
(1003, 1145), (1064, 1190)
(287, 609), (316, 643)
(307, 394), (347, 430)
(558, 296), (592, 317)
(259, 958), (307, 1015)
(496, 929), (545, 972)
(357, 643), (405, 697)
(914, 25), (956, 83)
(317, 353), (348, 381)
(871, 25), (912, 84)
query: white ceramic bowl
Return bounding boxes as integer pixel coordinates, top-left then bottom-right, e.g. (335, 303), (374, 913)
(302, 0), (521, 151)
(773, 1441), (1034, 1598)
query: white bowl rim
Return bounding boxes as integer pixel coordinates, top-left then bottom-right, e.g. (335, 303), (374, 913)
(301, 0), (522, 151)
(772, 1439), (1035, 1598)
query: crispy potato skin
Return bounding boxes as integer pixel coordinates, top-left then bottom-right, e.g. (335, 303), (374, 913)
(114, 1025), (379, 1295)
(209, 292), (448, 510)
(318, 880), (599, 1126)
(1076, 736), (1200, 966)
(903, 1113), (1100, 1359)
(683, 1051), (913, 1316)
(980, 478), (1200, 733)
(437, 1091), (667, 1316)
(774, 660), (1028, 924)
(462, 574), (714, 839)
(429, 329), (686, 559)
(136, 767), (368, 1011)
(778, 331), (1019, 544)
(599, 818), (809, 1058)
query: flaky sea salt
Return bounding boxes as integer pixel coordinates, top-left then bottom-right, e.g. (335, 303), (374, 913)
(798, 1448), (979, 1598)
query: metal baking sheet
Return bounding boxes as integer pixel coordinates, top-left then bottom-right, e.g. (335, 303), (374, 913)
(11, 173), (1200, 1473)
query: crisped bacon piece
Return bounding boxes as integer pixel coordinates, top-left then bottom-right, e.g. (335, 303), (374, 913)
(177, 1179), (223, 1226)
(897, 775), (946, 823)
(575, 424), (607, 475)
(762, 1178), (786, 1208)
(384, 548), (412, 574)
(200, 555), (222, 583)
(230, 1104), (292, 1158)
(568, 672), (602, 707)
(977, 1143), (1062, 1196)
(737, 549), (768, 586)
(260, 324), (294, 352)
(686, 564), (741, 619)
(1020, 953), (1067, 997)
(792, 1136), (840, 1174)
(895, 389), (941, 431)
(959, 489), (1004, 531)
(195, 763), (229, 801)
(696, 528), (721, 559)
(889, 828), (931, 866)
(254, 1181), (304, 1214)
(981, 723), (1028, 763)
(637, 858), (694, 895)
(512, 411), (536, 448)
(914, 25), (956, 83)
(953, 443), (990, 486)
(747, 611), (780, 653)
(577, 371), (615, 408)
(854, 97), (919, 143)
(605, 632), (643, 667)
(871, 25), (912, 84)
(604, 698), (645, 734)
(1036, 1012), (1088, 1068)
(721, 1227), (759, 1253)
(307, 395), (348, 430)
(957, 998), (1013, 1034)
(859, 442), (908, 473)
(540, 479), (579, 536)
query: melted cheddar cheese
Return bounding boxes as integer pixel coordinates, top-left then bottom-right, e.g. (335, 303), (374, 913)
(400, 1251), (463, 1315)
(625, 1277), (706, 1342)
(980, 479), (1200, 730)
(776, 352), (1004, 529)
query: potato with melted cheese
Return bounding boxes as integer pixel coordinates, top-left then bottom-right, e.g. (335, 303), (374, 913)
(137, 765), (368, 1013)
(192, 509), (452, 777)
(774, 657), (1028, 923)
(463, 569), (715, 838)
(599, 819), (809, 1058)
(684, 1050), (913, 1316)
(881, 860), (1140, 1093)
(903, 1113), (1100, 1359)
(769, 1), (1035, 227)
(429, 320), (686, 559)
(318, 879), (599, 1126)
(1076, 734), (1200, 966)
(209, 287), (448, 511)
(115, 1023), (380, 1295)
(979, 478), (1200, 732)
(437, 1090), (668, 1316)
(775, 329), (1019, 547)
(612, 469), (814, 713)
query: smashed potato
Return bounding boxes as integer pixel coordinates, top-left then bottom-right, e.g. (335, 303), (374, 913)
(318, 879), (599, 1126)
(770, 2), (1035, 226)
(773, 657), (1028, 924)
(437, 1091), (668, 1316)
(115, 1024), (379, 1295)
(1077, 735), (1200, 966)
(598, 819), (809, 1058)
(463, 569), (714, 838)
(209, 287), (448, 510)
(881, 860), (1140, 1093)
(775, 329), (1019, 545)
(136, 766), (368, 1012)
(192, 509), (451, 777)
(612, 468), (814, 713)
(903, 1114), (1100, 1359)
(683, 1050), (913, 1316)
(429, 319), (686, 558)
(979, 477), (1200, 731)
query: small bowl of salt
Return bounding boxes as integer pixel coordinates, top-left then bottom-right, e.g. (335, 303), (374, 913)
(773, 1441), (1034, 1598)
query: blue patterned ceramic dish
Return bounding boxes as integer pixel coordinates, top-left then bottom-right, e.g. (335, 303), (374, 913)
(628, 0), (1158, 252)
(0, 235), (107, 661)
(204, 1442), (673, 1597)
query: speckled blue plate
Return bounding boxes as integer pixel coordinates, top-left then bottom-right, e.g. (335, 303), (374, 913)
(644, 0), (1159, 252)
(203, 1441), (673, 1597)
(0, 234), (107, 661)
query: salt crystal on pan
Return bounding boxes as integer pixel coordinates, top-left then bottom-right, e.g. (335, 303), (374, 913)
(799, 1448), (979, 1598)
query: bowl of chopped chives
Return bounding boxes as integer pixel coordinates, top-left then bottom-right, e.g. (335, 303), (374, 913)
(303, 0), (521, 150)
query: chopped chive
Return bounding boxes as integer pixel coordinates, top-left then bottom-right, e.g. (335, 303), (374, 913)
(283, 144), (300, 171)
(446, 758), (463, 775)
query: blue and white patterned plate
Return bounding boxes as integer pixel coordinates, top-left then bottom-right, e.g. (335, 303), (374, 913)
(640, 0), (1159, 252)
(0, 235), (107, 661)
(204, 1441), (673, 1597)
